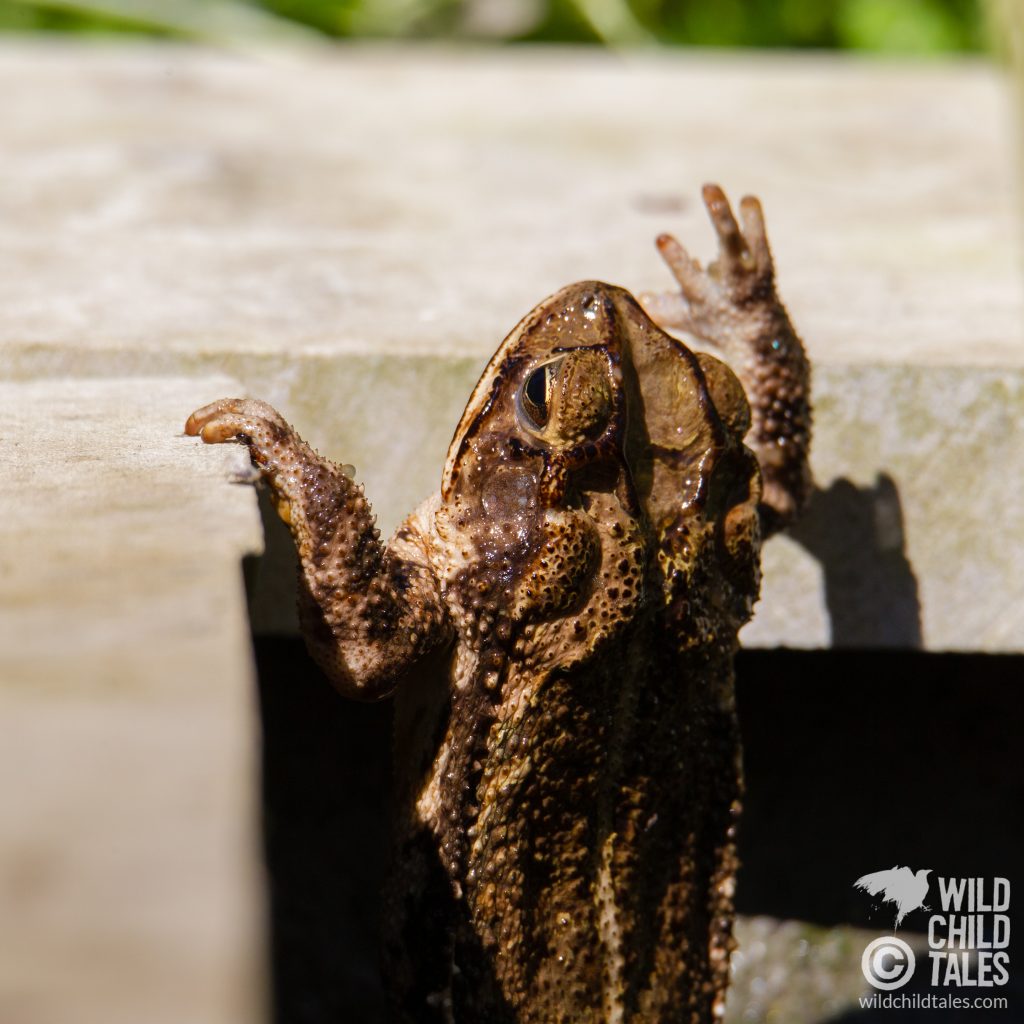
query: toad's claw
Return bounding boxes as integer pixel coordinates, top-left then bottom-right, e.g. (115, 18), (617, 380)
(702, 184), (771, 281)
(641, 184), (812, 535)
(184, 399), (236, 439)
(184, 397), (314, 499)
(736, 193), (772, 277)
(184, 398), (289, 446)
(653, 232), (711, 311)
(644, 185), (774, 324)
(702, 182), (750, 271)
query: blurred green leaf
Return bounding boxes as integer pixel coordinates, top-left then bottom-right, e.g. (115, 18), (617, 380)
(837, 0), (982, 52)
(0, 0), (988, 50)
(0, 0), (321, 40)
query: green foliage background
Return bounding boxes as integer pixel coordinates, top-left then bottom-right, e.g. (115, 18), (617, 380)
(0, 0), (987, 50)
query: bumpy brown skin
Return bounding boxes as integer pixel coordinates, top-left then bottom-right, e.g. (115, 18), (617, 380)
(185, 187), (811, 1023)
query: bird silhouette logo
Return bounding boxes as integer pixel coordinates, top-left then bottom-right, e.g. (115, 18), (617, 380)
(853, 866), (932, 928)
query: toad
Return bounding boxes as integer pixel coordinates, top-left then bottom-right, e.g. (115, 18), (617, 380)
(186, 185), (811, 1023)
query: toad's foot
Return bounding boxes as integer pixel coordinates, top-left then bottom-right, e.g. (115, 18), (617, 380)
(185, 398), (445, 697)
(186, 398), (317, 519)
(640, 184), (812, 534)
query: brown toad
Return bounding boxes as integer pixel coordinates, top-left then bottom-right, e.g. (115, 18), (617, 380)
(186, 185), (811, 1023)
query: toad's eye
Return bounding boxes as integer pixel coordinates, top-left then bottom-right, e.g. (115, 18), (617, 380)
(518, 359), (561, 431)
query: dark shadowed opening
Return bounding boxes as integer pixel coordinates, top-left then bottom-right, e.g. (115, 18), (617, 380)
(253, 641), (1023, 1022)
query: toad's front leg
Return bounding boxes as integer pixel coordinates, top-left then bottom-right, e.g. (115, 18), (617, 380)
(186, 398), (448, 698)
(641, 184), (812, 535)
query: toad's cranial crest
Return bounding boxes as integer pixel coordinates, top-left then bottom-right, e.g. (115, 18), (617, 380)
(185, 184), (811, 1023)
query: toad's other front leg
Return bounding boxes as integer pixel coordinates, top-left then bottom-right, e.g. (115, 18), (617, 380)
(186, 398), (448, 698)
(641, 184), (812, 535)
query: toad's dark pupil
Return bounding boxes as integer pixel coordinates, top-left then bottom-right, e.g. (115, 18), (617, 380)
(522, 365), (550, 427)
